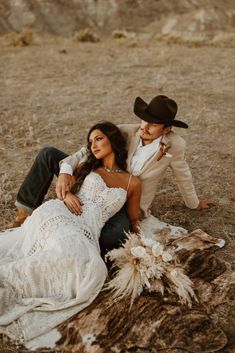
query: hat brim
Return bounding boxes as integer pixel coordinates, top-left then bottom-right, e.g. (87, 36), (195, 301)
(134, 97), (188, 129)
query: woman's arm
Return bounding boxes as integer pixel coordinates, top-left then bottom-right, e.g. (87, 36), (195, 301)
(56, 147), (89, 200)
(59, 146), (89, 170)
(61, 165), (87, 215)
(126, 176), (142, 234)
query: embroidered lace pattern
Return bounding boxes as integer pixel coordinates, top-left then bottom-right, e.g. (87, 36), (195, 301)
(0, 171), (127, 342)
(77, 172), (127, 225)
(27, 214), (96, 256)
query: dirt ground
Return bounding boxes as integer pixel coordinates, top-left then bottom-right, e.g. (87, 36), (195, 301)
(0, 33), (234, 352)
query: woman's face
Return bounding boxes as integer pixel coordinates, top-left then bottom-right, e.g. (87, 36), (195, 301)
(89, 129), (113, 159)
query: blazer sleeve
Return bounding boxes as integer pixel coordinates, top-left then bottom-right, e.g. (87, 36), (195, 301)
(59, 146), (89, 171)
(118, 123), (140, 147)
(169, 138), (199, 209)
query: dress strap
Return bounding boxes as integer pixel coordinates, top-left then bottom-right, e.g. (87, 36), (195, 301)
(126, 174), (132, 192)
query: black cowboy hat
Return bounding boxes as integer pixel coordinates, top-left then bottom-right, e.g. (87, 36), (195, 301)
(134, 95), (188, 128)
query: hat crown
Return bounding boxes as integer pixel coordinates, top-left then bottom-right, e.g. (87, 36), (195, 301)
(146, 95), (177, 121)
(133, 94), (188, 128)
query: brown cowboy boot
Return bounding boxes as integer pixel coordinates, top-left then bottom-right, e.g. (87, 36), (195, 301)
(6, 208), (32, 229)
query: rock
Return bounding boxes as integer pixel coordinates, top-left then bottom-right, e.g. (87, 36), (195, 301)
(74, 28), (100, 42)
(112, 29), (136, 39)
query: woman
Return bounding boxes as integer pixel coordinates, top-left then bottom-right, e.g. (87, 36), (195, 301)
(0, 122), (141, 343)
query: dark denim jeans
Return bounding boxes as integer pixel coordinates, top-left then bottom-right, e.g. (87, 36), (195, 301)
(16, 147), (68, 211)
(16, 146), (130, 256)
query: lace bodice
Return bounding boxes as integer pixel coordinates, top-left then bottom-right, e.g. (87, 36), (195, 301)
(77, 171), (127, 225)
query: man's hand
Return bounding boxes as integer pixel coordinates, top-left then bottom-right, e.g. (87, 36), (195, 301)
(56, 174), (73, 200)
(197, 199), (217, 210)
(63, 192), (83, 215)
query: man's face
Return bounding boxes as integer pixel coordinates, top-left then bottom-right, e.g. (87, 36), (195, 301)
(139, 120), (171, 145)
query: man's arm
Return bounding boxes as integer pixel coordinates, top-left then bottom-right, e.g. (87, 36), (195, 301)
(197, 199), (217, 209)
(170, 138), (216, 209)
(59, 146), (89, 170)
(56, 146), (89, 200)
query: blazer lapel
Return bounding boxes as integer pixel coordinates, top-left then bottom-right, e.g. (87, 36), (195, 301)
(156, 134), (172, 161)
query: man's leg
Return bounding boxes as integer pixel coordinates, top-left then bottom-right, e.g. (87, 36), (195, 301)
(99, 204), (130, 260)
(16, 147), (68, 211)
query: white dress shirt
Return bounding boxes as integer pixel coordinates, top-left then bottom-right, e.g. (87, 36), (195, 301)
(60, 162), (73, 175)
(130, 137), (161, 176)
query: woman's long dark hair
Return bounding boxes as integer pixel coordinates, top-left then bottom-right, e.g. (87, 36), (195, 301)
(71, 122), (128, 193)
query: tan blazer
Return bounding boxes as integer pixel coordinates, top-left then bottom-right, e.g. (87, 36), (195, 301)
(62, 124), (199, 217)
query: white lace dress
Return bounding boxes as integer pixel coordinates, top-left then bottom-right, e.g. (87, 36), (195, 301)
(0, 172), (127, 342)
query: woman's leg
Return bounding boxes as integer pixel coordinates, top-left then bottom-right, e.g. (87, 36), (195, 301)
(99, 204), (130, 259)
(16, 147), (68, 211)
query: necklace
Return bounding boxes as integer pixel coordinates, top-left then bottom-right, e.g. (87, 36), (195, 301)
(102, 166), (123, 173)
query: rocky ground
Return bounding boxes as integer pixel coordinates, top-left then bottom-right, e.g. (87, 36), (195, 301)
(0, 26), (234, 353)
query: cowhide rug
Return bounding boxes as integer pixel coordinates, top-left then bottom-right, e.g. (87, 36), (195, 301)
(0, 230), (234, 353)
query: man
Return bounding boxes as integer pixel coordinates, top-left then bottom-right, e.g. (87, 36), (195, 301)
(11, 95), (215, 255)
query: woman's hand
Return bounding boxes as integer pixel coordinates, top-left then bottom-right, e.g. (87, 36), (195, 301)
(63, 192), (83, 215)
(131, 220), (141, 235)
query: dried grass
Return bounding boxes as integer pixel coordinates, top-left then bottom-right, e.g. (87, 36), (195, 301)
(3, 27), (33, 47)
(154, 32), (235, 48)
(0, 34), (234, 350)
